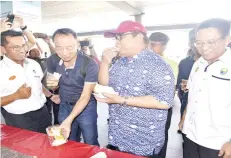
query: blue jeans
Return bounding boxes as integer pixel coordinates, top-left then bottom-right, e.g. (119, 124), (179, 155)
(58, 101), (99, 146)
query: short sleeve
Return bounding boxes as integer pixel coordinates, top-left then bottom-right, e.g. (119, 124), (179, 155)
(147, 61), (175, 108)
(47, 54), (59, 74)
(85, 59), (99, 83)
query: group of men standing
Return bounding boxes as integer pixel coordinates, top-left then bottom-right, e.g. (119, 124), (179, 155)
(1, 15), (231, 158)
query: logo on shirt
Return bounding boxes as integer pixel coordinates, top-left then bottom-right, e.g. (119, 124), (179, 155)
(9, 75), (16, 80)
(220, 68), (228, 75)
(195, 67), (199, 72)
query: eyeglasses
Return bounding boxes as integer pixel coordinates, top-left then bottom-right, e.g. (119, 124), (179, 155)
(8, 44), (28, 52)
(194, 37), (224, 48)
(55, 44), (76, 51)
(115, 32), (133, 41)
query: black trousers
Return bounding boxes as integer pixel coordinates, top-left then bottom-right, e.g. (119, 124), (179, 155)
(1, 106), (51, 134)
(183, 136), (222, 158)
(158, 108), (173, 158)
(46, 98), (60, 125)
(106, 144), (162, 158)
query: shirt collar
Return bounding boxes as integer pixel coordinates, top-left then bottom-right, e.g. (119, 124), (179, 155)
(219, 47), (231, 62)
(119, 48), (148, 63)
(3, 55), (29, 68)
(198, 47), (231, 65)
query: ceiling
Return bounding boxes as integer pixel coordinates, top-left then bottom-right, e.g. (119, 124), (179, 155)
(41, 0), (185, 23)
(41, 1), (121, 23)
(28, 0), (231, 34)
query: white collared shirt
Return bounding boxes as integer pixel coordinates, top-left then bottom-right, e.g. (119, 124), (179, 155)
(183, 48), (231, 150)
(0, 56), (46, 114)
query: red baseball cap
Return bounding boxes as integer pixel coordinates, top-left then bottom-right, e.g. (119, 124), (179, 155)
(104, 20), (147, 38)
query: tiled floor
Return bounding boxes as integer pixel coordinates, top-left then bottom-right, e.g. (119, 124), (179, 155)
(1, 95), (183, 158)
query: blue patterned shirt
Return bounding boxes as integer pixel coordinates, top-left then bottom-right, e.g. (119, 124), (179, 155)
(108, 49), (175, 156)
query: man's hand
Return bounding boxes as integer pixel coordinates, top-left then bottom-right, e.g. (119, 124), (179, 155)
(15, 84), (31, 99)
(59, 119), (72, 139)
(13, 15), (25, 28)
(50, 95), (60, 104)
(94, 93), (123, 104)
(43, 36), (51, 44)
(102, 47), (119, 64)
(181, 79), (189, 93)
(0, 19), (12, 33)
(219, 142), (231, 158)
(87, 37), (94, 48)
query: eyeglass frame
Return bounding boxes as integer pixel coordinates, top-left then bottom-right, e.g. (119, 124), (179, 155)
(6, 44), (29, 52)
(114, 32), (135, 41)
(194, 36), (226, 48)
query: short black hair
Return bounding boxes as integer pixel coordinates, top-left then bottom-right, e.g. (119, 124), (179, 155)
(149, 32), (169, 45)
(1, 30), (24, 46)
(196, 18), (230, 37)
(189, 29), (196, 43)
(52, 28), (77, 41)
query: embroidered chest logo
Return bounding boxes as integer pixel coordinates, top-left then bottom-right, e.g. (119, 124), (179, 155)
(195, 67), (199, 72)
(220, 68), (228, 75)
(9, 75), (16, 80)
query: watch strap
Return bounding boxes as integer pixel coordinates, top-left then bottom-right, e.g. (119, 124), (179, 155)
(21, 25), (27, 31)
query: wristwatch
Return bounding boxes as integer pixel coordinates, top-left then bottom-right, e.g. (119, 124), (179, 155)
(20, 25), (27, 31)
(47, 94), (53, 99)
(122, 96), (129, 106)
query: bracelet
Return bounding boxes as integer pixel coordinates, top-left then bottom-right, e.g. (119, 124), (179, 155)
(20, 25), (27, 31)
(122, 96), (129, 106)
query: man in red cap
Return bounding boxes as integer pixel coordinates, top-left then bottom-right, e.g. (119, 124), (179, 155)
(95, 20), (175, 157)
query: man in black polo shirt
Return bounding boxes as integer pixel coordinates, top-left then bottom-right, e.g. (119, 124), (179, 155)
(47, 28), (99, 145)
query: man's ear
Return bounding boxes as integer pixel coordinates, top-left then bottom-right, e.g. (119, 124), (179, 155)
(137, 33), (144, 40)
(162, 45), (167, 52)
(225, 35), (231, 46)
(0, 46), (6, 56)
(76, 40), (81, 50)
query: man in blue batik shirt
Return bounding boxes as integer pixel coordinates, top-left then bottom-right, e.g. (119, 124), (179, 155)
(95, 21), (175, 157)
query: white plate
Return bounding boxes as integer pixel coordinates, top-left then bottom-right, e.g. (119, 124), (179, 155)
(93, 93), (106, 99)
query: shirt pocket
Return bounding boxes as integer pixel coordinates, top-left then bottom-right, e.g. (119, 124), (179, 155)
(209, 75), (231, 103)
(209, 75), (231, 126)
(28, 74), (42, 95)
(211, 75), (230, 81)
